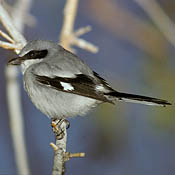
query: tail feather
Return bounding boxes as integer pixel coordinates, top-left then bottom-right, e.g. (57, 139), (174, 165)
(106, 91), (172, 106)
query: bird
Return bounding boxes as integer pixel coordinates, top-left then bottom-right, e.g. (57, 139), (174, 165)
(8, 40), (172, 121)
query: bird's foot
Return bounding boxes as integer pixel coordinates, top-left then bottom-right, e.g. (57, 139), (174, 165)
(51, 119), (70, 140)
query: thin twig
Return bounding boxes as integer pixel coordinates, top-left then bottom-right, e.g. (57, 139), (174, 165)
(0, 30), (14, 43)
(50, 143), (58, 151)
(0, 40), (22, 50)
(2, 0), (36, 27)
(64, 152), (85, 162)
(0, 1), (31, 174)
(12, 0), (33, 32)
(0, 4), (26, 50)
(134, 0), (175, 48)
(74, 25), (92, 37)
(60, 0), (98, 53)
(72, 37), (99, 53)
(6, 1), (31, 174)
(60, 0), (79, 51)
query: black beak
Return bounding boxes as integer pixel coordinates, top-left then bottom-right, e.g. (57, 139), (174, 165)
(8, 56), (24, 65)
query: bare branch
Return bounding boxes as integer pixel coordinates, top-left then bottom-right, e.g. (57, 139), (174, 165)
(72, 37), (99, 53)
(0, 1), (31, 174)
(134, 0), (175, 48)
(60, 0), (79, 51)
(2, 0), (36, 27)
(50, 143), (58, 151)
(0, 40), (22, 50)
(64, 152), (85, 161)
(51, 120), (67, 175)
(0, 4), (26, 50)
(0, 30), (14, 43)
(12, 0), (33, 32)
(74, 25), (92, 37)
(60, 0), (98, 53)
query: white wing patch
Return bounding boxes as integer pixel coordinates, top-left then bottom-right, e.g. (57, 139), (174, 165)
(60, 82), (74, 91)
(95, 84), (105, 91)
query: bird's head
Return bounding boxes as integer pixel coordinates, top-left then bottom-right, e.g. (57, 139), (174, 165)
(8, 40), (63, 73)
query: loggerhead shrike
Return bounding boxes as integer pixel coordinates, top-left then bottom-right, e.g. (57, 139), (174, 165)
(8, 40), (171, 120)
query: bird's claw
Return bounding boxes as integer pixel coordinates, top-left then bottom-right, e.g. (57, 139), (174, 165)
(51, 118), (70, 140)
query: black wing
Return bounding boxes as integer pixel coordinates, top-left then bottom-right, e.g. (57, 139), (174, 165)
(35, 73), (113, 103)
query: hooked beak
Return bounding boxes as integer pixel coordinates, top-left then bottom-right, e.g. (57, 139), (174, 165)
(8, 55), (26, 65)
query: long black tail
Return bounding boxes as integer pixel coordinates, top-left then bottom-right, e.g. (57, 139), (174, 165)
(106, 91), (172, 106)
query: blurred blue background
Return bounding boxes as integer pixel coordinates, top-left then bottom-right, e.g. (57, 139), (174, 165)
(1, 0), (175, 174)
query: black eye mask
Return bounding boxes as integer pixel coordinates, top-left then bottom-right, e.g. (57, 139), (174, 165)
(8, 49), (48, 65)
(26, 49), (48, 59)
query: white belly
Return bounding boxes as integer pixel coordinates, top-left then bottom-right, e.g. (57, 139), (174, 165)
(24, 78), (100, 119)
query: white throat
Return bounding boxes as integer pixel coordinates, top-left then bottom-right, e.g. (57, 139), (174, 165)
(21, 59), (42, 74)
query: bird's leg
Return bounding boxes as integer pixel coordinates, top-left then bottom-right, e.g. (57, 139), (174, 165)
(51, 119), (65, 140)
(51, 118), (70, 140)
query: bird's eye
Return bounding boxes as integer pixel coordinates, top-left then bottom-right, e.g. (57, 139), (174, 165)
(26, 50), (48, 59)
(28, 51), (35, 58)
